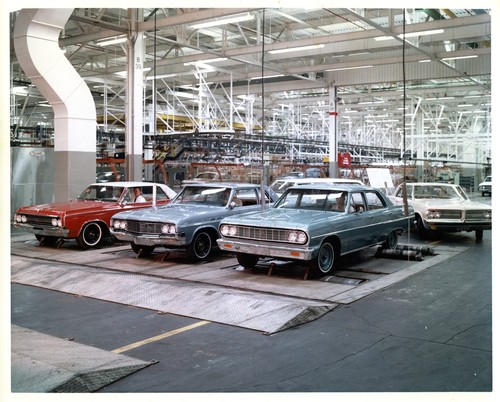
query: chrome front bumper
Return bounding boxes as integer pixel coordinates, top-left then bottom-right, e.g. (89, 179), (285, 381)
(13, 223), (70, 238)
(216, 238), (315, 261)
(112, 231), (188, 247)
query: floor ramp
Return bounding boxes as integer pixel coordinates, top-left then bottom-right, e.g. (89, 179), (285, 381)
(11, 256), (336, 334)
(11, 325), (151, 392)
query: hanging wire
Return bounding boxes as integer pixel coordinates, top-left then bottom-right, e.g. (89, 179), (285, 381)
(260, 9), (266, 209)
(153, 10), (157, 182)
(402, 9), (412, 245)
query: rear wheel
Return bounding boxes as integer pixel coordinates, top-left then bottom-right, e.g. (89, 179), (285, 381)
(188, 231), (213, 261)
(236, 253), (259, 269)
(76, 222), (103, 249)
(383, 230), (399, 249)
(131, 243), (155, 256)
(310, 241), (336, 276)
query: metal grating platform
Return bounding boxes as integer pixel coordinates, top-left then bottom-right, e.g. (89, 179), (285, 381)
(11, 256), (337, 335)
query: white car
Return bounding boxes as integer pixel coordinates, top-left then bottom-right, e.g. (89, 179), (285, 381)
(478, 175), (492, 197)
(390, 182), (491, 240)
(270, 177), (364, 197)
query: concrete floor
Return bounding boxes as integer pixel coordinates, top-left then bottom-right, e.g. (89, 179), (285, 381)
(7, 220), (493, 398)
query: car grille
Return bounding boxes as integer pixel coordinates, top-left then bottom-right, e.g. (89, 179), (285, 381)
(435, 210), (490, 221)
(25, 215), (56, 227)
(465, 210), (491, 221)
(233, 226), (290, 242)
(437, 210), (462, 219)
(126, 220), (163, 234)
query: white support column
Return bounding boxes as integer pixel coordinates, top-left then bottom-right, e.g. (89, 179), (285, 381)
(125, 12), (144, 181)
(328, 84), (339, 178)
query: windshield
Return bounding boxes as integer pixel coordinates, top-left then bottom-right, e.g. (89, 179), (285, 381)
(172, 186), (231, 206)
(412, 185), (465, 200)
(77, 185), (124, 202)
(275, 188), (348, 212)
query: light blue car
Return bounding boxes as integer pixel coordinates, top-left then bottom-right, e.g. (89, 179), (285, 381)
(217, 184), (414, 276)
(110, 182), (278, 261)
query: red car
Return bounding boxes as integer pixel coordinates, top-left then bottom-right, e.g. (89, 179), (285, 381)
(13, 182), (176, 249)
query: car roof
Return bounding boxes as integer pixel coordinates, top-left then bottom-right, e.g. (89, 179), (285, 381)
(182, 182), (264, 189)
(405, 182), (457, 187)
(272, 177), (363, 184)
(289, 183), (373, 191)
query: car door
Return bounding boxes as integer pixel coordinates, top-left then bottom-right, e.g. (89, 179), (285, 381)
(344, 191), (370, 251)
(364, 190), (396, 242)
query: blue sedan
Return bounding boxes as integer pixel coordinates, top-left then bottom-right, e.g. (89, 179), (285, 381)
(110, 182), (277, 261)
(217, 184), (414, 276)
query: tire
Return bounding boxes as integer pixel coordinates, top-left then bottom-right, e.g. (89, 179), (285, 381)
(416, 215), (429, 240)
(76, 222), (103, 249)
(310, 241), (336, 276)
(383, 230), (398, 249)
(131, 243), (155, 256)
(188, 231), (213, 261)
(475, 229), (484, 240)
(236, 253), (259, 269)
(481, 192), (485, 197)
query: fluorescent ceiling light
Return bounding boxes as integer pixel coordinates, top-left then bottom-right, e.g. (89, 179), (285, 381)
(190, 13), (254, 29)
(96, 36), (127, 47)
(403, 29), (444, 38)
(184, 58), (228, 66)
(442, 55), (478, 61)
(250, 74), (284, 80)
(269, 44), (325, 54)
(326, 65), (373, 72)
(375, 29), (444, 41)
(419, 59), (431, 63)
(458, 104), (473, 107)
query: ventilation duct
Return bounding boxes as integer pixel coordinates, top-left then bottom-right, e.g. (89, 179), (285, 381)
(14, 9), (96, 201)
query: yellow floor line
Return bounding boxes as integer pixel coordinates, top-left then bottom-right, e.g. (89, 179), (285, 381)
(112, 320), (210, 354)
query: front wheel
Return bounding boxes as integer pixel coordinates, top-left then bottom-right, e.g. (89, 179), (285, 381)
(310, 241), (336, 276)
(475, 229), (484, 240)
(76, 222), (103, 249)
(188, 231), (213, 261)
(416, 216), (430, 240)
(236, 253), (259, 269)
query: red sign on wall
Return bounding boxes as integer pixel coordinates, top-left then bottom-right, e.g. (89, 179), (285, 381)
(338, 152), (352, 167)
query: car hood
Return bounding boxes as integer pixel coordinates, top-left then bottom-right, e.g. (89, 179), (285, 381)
(16, 200), (117, 216)
(112, 203), (229, 223)
(411, 198), (491, 210)
(221, 208), (343, 230)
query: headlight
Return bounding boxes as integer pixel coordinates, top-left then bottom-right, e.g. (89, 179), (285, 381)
(51, 218), (62, 227)
(112, 219), (127, 230)
(220, 225), (237, 236)
(427, 210), (441, 219)
(287, 230), (308, 244)
(21, 215), (27, 223)
(484, 211), (492, 219)
(161, 224), (176, 234)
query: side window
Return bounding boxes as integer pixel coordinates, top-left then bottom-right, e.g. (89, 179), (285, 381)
(350, 193), (365, 213)
(365, 191), (385, 210)
(234, 189), (257, 206)
(155, 187), (169, 201)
